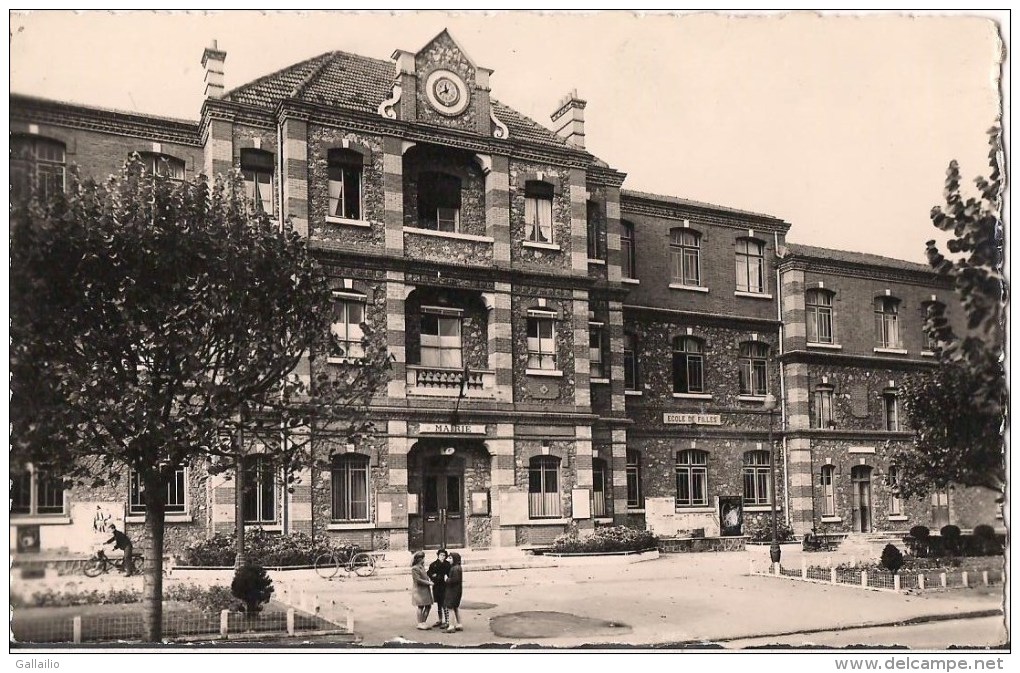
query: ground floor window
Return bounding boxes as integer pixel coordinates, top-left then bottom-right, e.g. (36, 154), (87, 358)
(592, 458), (608, 517)
(331, 454), (370, 521)
(675, 450), (708, 507)
(742, 450), (771, 506)
(529, 456), (561, 518)
(129, 465), (187, 514)
(820, 464), (836, 516)
(11, 465), (66, 516)
(626, 449), (643, 509)
(242, 455), (278, 524)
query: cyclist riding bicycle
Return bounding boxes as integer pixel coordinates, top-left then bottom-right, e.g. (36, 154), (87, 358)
(105, 524), (136, 576)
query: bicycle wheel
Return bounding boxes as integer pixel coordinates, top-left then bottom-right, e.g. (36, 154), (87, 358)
(351, 552), (376, 577)
(314, 552), (340, 579)
(83, 557), (106, 578)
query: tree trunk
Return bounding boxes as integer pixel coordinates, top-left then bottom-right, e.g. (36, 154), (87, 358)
(235, 456), (246, 568)
(142, 476), (167, 643)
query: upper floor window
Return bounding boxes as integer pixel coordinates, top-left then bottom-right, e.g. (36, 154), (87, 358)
(10, 135), (66, 203)
(874, 297), (901, 348)
(623, 332), (639, 391)
(670, 229), (702, 286)
(806, 289), (835, 344)
(820, 464), (836, 516)
(242, 455), (278, 524)
(884, 391), (900, 431)
(675, 450), (709, 507)
(11, 465), (66, 516)
(621, 220), (636, 279)
(589, 323), (606, 379)
(626, 449), (643, 509)
(330, 292), (366, 361)
(524, 180), (554, 244)
(528, 456), (561, 518)
(137, 152), (185, 180)
(421, 307), (462, 368)
(240, 148), (274, 214)
(742, 450), (772, 506)
(331, 453), (370, 522)
(735, 238), (766, 293)
(672, 336), (705, 394)
(738, 342), (769, 396)
(418, 171), (461, 232)
(586, 201), (606, 260)
(129, 464), (187, 515)
(526, 310), (557, 370)
(814, 385), (834, 429)
(922, 300), (946, 351)
(328, 148), (363, 221)
(591, 458), (608, 518)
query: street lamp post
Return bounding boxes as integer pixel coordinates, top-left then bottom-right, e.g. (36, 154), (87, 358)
(763, 393), (781, 568)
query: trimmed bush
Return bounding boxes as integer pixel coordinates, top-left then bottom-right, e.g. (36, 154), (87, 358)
(231, 564), (274, 615)
(182, 528), (341, 566)
(551, 525), (659, 554)
(742, 517), (796, 543)
(880, 544), (905, 574)
(908, 525), (930, 540)
(940, 524), (962, 539)
(165, 584), (242, 613)
(973, 524), (996, 539)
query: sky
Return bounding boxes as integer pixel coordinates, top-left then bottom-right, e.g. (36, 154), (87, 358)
(8, 10), (1007, 263)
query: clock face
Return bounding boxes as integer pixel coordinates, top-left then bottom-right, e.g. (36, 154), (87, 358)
(425, 69), (469, 116)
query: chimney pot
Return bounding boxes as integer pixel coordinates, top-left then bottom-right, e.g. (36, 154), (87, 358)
(550, 90), (587, 149)
(202, 40), (227, 99)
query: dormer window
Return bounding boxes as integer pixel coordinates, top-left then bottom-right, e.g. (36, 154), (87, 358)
(524, 181), (554, 244)
(328, 149), (363, 221)
(417, 171), (461, 232)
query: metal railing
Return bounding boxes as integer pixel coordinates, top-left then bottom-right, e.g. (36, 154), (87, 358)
(748, 557), (1004, 594)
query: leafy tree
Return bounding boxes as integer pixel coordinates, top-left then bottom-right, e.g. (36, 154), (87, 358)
(896, 126), (1005, 499)
(9, 156), (390, 642)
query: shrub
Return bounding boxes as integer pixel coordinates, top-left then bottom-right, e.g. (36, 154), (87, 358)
(972, 524), (996, 539)
(231, 564), (274, 615)
(970, 524), (1001, 556)
(182, 528), (340, 566)
(880, 544), (905, 574)
(742, 516), (795, 543)
(11, 586), (142, 608)
(551, 526), (659, 554)
(164, 584), (242, 613)
(940, 524), (962, 539)
(908, 525), (930, 540)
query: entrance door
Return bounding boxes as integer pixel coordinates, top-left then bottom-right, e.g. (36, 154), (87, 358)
(931, 490), (950, 528)
(422, 457), (465, 549)
(851, 466), (872, 533)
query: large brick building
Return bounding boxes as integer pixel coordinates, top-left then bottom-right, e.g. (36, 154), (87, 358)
(9, 31), (1001, 556)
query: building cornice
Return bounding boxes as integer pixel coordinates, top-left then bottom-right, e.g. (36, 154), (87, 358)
(784, 428), (916, 442)
(623, 303), (782, 329)
(780, 349), (939, 370)
(621, 192), (790, 232)
(778, 257), (950, 287)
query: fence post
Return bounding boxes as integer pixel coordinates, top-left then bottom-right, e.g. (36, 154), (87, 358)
(918, 573), (925, 590)
(982, 571), (989, 586)
(346, 606), (355, 634)
(825, 555), (832, 569)
(894, 574), (901, 591)
(286, 608), (295, 636)
(220, 610), (229, 637)
(830, 568), (837, 584)
(801, 557), (808, 579)
(939, 573), (947, 588)
(962, 571), (969, 588)
(72, 616), (82, 644)
(861, 570), (868, 588)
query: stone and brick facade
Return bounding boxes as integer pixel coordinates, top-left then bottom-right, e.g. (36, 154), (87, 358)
(9, 30), (1001, 557)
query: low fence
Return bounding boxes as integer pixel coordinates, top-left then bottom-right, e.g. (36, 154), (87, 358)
(749, 557), (1005, 594)
(658, 536), (747, 553)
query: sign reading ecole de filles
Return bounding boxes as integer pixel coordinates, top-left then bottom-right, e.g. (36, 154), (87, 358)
(663, 413), (722, 426)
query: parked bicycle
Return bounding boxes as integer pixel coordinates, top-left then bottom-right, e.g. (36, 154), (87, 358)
(83, 549), (145, 577)
(314, 544), (377, 579)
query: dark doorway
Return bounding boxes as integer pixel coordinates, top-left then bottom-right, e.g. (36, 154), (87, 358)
(422, 455), (465, 549)
(851, 466), (873, 533)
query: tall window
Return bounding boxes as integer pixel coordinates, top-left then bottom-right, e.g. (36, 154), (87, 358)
(417, 171), (461, 232)
(129, 465), (186, 515)
(592, 458), (608, 517)
(10, 466), (66, 516)
(738, 342), (769, 396)
(421, 308), (462, 368)
(526, 311), (557, 370)
(670, 229), (702, 286)
(331, 454), (370, 521)
(672, 336), (705, 394)
(735, 238), (766, 293)
(586, 201), (605, 260)
(524, 180), (554, 244)
(814, 386), (834, 429)
(329, 294), (366, 361)
(240, 148), (274, 213)
(676, 450), (708, 507)
(137, 152), (185, 180)
(328, 148), (363, 220)
(10, 135), (66, 203)
(806, 289), (835, 344)
(742, 450), (771, 506)
(621, 220), (636, 279)
(874, 297), (901, 348)
(589, 323), (606, 378)
(242, 455), (277, 524)
(820, 465), (836, 516)
(884, 392), (900, 431)
(626, 450), (643, 509)
(887, 466), (902, 516)
(528, 456), (561, 518)
(623, 333), (639, 391)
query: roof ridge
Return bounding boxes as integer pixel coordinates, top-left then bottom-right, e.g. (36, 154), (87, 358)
(621, 188), (779, 221)
(490, 98), (568, 147)
(290, 51), (341, 99)
(10, 91), (199, 126)
(223, 50), (337, 100)
(786, 242), (932, 269)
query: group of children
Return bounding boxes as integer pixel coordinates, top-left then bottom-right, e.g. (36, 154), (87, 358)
(410, 548), (464, 632)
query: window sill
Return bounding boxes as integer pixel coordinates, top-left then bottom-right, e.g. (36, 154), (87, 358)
(327, 357), (364, 365)
(526, 518), (570, 525)
(587, 258), (606, 265)
(873, 347), (908, 355)
(675, 506), (715, 514)
(821, 516), (842, 523)
(737, 394), (770, 403)
(526, 368), (563, 377)
(245, 524), (282, 531)
(742, 505), (780, 513)
(673, 392), (713, 400)
(734, 291), (773, 300)
(625, 390), (643, 396)
(807, 342), (842, 350)
(126, 514), (193, 524)
(10, 516), (72, 526)
(405, 227), (494, 244)
(325, 216), (371, 228)
(669, 283), (709, 293)
(594, 517), (614, 524)
(920, 350), (936, 357)
(888, 515), (910, 522)
(327, 522), (375, 530)
(627, 508), (645, 514)
(590, 377), (611, 385)
(523, 240), (561, 252)
(621, 278), (640, 285)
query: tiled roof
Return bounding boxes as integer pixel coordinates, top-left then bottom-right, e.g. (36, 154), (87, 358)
(786, 243), (934, 273)
(621, 188), (784, 221)
(223, 50), (570, 149)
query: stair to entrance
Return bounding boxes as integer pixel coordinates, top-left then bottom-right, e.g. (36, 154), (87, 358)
(373, 546), (557, 576)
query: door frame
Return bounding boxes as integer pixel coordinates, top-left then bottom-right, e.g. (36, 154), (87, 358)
(851, 465), (873, 533)
(421, 455), (466, 549)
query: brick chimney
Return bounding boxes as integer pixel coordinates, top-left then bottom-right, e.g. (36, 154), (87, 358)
(201, 40), (227, 99)
(550, 90), (586, 149)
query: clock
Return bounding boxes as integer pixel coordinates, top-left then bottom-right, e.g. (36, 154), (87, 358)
(425, 69), (470, 116)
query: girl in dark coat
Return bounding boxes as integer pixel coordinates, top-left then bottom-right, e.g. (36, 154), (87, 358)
(427, 549), (451, 628)
(443, 552), (464, 632)
(410, 551), (434, 630)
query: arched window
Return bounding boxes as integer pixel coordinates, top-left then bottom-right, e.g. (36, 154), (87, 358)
(328, 148), (364, 220)
(136, 151), (185, 180)
(814, 385), (834, 429)
(330, 290), (366, 361)
(742, 450), (771, 506)
(806, 289), (835, 344)
(820, 464), (836, 516)
(528, 455), (561, 518)
(240, 148), (275, 213)
(735, 238), (766, 293)
(670, 228), (702, 286)
(10, 135), (66, 203)
(672, 336), (705, 394)
(332, 453), (370, 521)
(524, 180), (554, 243)
(592, 458), (608, 517)
(738, 342), (769, 396)
(242, 455), (277, 524)
(621, 220), (636, 279)
(623, 332), (639, 391)
(626, 449), (643, 509)
(887, 465), (902, 516)
(676, 450), (708, 507)
(874, 296), (901, 348)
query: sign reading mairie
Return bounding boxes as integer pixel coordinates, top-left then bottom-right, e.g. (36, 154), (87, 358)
(663, 413), (722, 426)
(419, 423), (487, 435)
